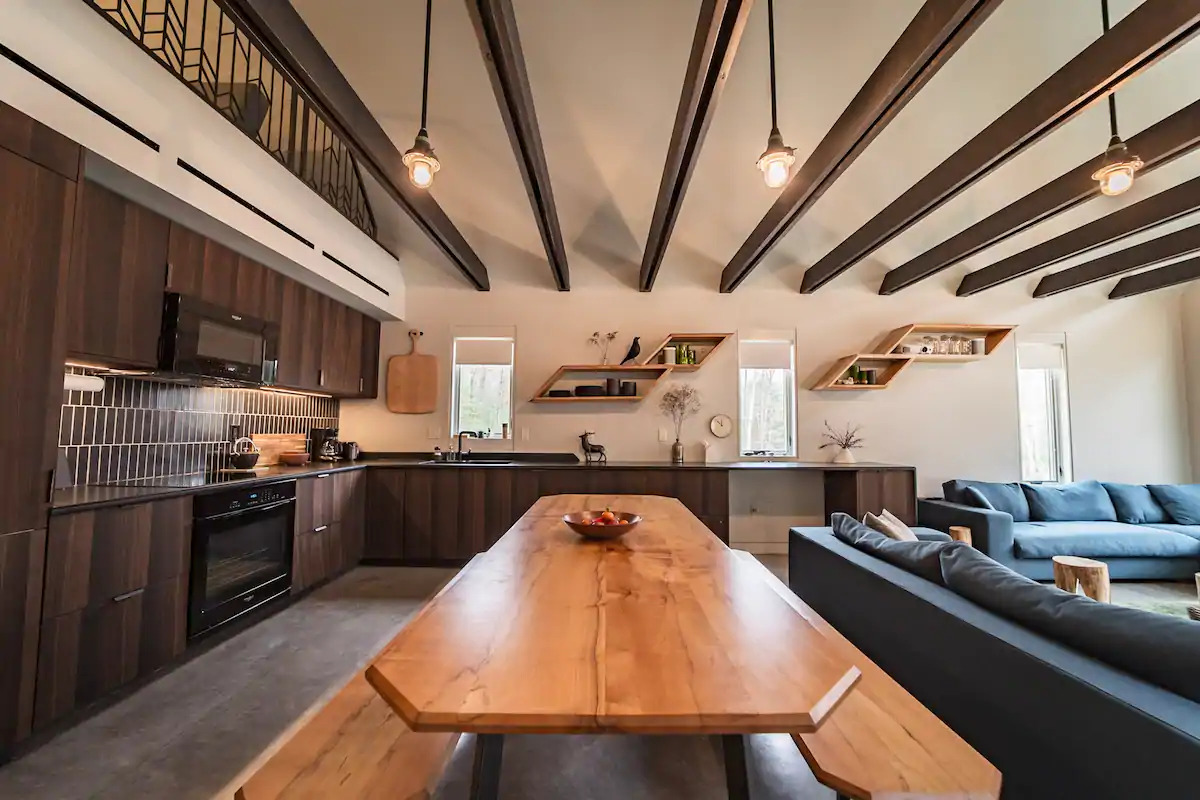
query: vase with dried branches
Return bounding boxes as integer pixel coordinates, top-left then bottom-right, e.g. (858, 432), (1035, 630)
(588, 331), (619, 364)
(659, 384), (701, 464)
(819, 421), (864, 464)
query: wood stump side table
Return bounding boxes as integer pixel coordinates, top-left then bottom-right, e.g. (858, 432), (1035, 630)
(948, 526), (972, 547)
(1052, 556), (1110, 603)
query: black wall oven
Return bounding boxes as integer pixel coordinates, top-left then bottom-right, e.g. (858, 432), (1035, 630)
(189, 481), (295, 638)
(160, 292), (279, 385)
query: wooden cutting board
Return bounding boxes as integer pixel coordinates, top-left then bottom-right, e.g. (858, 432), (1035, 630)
(252, 434), (309, 465)
(387, 330), (438, 414)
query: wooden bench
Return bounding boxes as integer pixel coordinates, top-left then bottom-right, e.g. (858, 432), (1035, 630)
(236, 560), (481, 800)
(733, 551), (1002, 800)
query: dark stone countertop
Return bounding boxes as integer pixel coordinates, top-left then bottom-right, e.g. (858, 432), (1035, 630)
(51, 455), (913, 513)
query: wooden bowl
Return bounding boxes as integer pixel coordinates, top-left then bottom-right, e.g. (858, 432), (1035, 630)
(279, 451), (311, 466)
(563, 511), (642, 540)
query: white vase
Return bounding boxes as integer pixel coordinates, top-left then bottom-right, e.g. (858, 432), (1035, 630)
(832, 447), (856, 465)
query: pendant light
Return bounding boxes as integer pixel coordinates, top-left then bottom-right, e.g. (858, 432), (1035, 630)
(1090, 0), (1142, 196)
(756, 0), (795, 189)
(402, 0), (441, 189)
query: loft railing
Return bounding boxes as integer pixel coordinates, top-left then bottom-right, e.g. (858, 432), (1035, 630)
(85, 0), (377, 240)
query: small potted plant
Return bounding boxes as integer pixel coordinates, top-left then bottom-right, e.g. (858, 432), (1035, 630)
(659, 384), (701, 464)
(819, 421), (863, 464)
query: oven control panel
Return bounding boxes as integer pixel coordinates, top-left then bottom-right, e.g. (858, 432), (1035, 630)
(193, 479), (296, 519)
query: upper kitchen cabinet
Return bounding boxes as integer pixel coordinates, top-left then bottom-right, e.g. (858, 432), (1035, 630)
(319, 296), (365, 396)
(277, 280), (324, 391)
(235, 254), (285, 323)
(166, 222), (238, 310)
(64, 182), (170, 367)
(360, 316), (381, 399)
(0, 102), (80, 537)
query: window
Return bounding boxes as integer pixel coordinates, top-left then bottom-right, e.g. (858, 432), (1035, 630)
(738, 333), (796, 457)
(451, 332), (515, 440)
(1017, 336), (1073, 482)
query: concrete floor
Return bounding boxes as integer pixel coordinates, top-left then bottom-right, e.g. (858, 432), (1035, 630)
(0, 563), (835, 800)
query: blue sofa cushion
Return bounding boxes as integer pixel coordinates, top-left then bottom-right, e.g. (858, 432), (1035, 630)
(1021, 480), (1117, 522)
(831, 513), (959, 585)
(1148, 484), (1200, 525)
(1011, 521), (1200, 559)
(940, 545), (1200, 704)
(1143, 523), (1200, 543)
(956, 482), (1031, 522)
(1103, 482), (1169, 524)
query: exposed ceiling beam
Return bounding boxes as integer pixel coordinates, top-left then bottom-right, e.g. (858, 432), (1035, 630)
(719, 0), (1002, 293)
(1109, 254), (1200, 299)
(1032, 222), (1200, 297)
(800, 0), (1200, 294)
(880, 97), (1200, 294)
(642, 0), (753, 292)
(225, 0), (491, 290)
(467, 0), (570, 291)
(956, 175), (1200, 295)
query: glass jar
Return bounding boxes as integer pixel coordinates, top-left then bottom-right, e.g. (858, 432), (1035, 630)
(937, 335), (951, 355)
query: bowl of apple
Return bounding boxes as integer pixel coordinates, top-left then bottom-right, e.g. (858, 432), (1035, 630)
(562, 508), (642, 540)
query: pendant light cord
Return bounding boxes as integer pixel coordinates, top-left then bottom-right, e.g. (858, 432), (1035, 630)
(419, 0), (432, 131)
(767, 0), (779, 132)
(1101, 0), (1119, 138)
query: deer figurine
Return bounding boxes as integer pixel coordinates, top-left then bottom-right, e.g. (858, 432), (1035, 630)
(579, 431), (607, 465)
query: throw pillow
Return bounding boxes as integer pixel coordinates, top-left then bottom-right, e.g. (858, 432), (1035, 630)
(1020, 480), (1118, 522)
(869, 509), (918, 541)
(1147, 485), (1200, 525)
(1103, 483), (1169, 524)
(955, 481), (1031, 522)
(940, 546), (1200, 704)
(832, 513), (959, 585)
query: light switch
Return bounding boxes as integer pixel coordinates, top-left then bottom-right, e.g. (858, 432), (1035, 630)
(658, 428), (669, 443)
(521, 427), (530, 442)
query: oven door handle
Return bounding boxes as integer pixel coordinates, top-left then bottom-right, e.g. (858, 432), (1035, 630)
(196, 497), (295, 522)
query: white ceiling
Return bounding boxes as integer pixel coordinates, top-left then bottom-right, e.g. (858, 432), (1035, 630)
(292, 0), (1200, 296)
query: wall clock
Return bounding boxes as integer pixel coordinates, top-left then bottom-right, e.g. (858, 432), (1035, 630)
(709, 414), (733, 438)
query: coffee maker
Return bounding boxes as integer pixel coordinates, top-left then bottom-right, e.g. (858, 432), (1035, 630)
(308, 427), (341, 462)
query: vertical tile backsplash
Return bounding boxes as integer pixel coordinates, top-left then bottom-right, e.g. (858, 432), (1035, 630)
(59, 368), (339, 485)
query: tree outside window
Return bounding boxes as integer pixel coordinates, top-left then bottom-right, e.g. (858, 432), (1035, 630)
(451, 335), (514, 439)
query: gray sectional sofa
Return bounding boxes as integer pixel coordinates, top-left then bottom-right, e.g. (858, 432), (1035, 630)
(919, 479), (1200, 580)
(789, 515), (1200, 800)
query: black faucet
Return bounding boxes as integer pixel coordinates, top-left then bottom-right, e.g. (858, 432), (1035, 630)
(456, 431), (478, 462)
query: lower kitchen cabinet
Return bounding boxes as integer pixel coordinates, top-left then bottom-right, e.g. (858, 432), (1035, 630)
(0, 528), (46, 755)
(292, 470), (364, 593)
(34, 498), (191, 729)
(364, 466), (731, 565)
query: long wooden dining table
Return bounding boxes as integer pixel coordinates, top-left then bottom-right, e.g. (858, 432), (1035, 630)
(365, 494), (992, 798)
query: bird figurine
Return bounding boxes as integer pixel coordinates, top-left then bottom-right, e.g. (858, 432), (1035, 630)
(620, 337), (641, 365)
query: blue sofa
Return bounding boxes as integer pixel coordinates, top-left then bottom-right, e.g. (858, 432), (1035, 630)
(919, 479), (1200, 580)
(789, 517), (1200, 799)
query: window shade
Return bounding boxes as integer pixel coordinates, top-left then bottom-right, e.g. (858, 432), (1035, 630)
(1018, 342), (1065, 371)
(739, 340), (793, 369)
(455, 338), (514, 366)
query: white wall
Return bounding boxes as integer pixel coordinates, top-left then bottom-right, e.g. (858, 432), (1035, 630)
(0, 0), (404, 319)
(1183, 283), (1200, 479)
(341, 281), (1194, 550)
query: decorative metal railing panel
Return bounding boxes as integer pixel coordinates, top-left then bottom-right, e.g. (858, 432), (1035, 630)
(85, 0), (377, 240)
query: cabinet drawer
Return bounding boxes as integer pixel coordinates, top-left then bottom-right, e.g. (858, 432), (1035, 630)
(43, 498), (191, 618)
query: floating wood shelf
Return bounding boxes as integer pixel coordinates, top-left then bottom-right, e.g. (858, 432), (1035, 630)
(530, 364), (671, 403)
(641, 332), (733, 371)
(811, 324), (1016, 391)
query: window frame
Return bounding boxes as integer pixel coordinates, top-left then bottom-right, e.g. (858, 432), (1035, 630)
(449, 334), (516, 442)
(736, 334), (798, 460)
(1016, 335), (1074, 483)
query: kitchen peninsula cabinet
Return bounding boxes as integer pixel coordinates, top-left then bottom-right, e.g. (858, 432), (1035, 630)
(34, 497), (192, 729)
(64, 181), (171, 367)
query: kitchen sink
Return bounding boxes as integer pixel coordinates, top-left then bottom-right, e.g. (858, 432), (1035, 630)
(418, 460), (516, 466)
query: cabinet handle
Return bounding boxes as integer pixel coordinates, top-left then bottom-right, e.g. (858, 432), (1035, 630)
(359, 377), (364, 393)
(46, 469), (56, 504)
(113, 588), (145, 603)
(317, 473), (329, 479)
(318, 369), (325, 387)
(315, 525), (328, 532)
(166, 261), (174, 286)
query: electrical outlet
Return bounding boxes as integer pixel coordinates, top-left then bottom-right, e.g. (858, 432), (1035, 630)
(658, 428), (669, 443)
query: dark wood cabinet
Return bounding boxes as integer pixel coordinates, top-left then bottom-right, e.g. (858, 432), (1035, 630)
(166, 222), (239, 310)
(292, 471), (364, 593)
(64, 182), (170, 367)
(277, 280), (324, 392)
(0, 131), (79, 537)
(364, 469), (406, 561)
(0, 528), (46, 755)
(823, 468), (917, 525)
(35, 498), (192, 728)
(0, 100), (80, 180)
(360, 316), (381, 398)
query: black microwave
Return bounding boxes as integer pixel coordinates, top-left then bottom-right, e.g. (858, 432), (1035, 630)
(159, 293), (279, 386)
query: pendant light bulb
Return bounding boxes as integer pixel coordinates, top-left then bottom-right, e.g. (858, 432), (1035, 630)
(402, 130), (440, 189)
(757, 128), (795, 189)
(1091, 135), (1142, 197)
